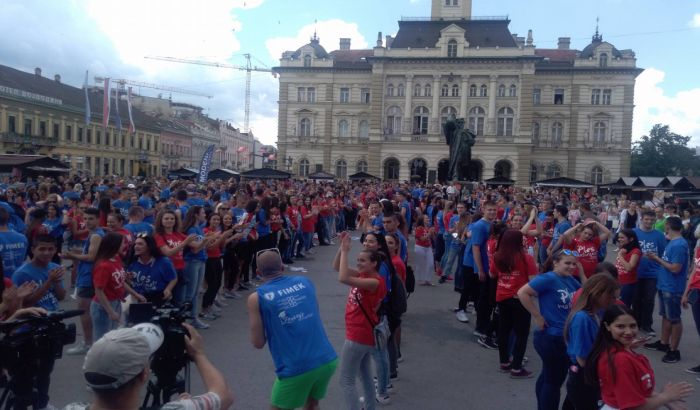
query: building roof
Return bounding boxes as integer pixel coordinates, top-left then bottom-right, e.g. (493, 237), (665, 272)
(534, 49), (577, 63)
(239, 168), (292, 180)
(391, 19), (517, 49)
(579, 36), (622, 59)
(291, 37), (329, 59)
(0, 154), (69, 171)
(328, 49), (374, 69)
(535, 177), (593, 188)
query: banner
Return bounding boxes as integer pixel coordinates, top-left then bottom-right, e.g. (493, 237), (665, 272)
(127, 87), (136, 134)
(198, 144), (216, 183)
(84, 71), (91, 126)
(102, 78), (110, 130)
(113, 87), (122, 131)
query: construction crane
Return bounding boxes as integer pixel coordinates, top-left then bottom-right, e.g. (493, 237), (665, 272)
(144, 54), (276, 133)
(93, 76), (212, 99)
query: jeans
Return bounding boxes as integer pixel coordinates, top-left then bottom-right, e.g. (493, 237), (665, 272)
(476, 276), (496, 335)
(172, 269), (186, 305)
(497, 298), (530, 369)
(339, 339), (376, 410)
(371, 342), (390, 395)
(184, 259), (206, 318)
(91, 299), (122, 342)
(533, 331), (569, 410)
(322, 216), (333, 243)
(302, 231), (313, 252)
(565, 366), (600, 410)
(620, 283), (636, 307)
(203, 257), (222, 309)
(633, 278), (657, 330)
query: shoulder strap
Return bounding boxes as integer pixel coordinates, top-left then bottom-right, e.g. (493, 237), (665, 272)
(354, 291), (376, 327)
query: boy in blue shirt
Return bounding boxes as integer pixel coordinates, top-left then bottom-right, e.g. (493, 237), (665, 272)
(644, 216), (689, 363)
(634, 210), (667, 335)
(0, 207), (28, 279)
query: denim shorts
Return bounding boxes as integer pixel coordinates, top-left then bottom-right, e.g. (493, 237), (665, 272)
(658, 291), (682, 323)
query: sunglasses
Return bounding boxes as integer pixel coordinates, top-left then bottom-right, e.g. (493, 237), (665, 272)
(557, 249), (580, 257)
(136, 233), (150, 239)
(256, 247), (281, 258)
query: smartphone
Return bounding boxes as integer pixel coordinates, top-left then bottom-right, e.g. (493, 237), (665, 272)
(452, 232), (459, 239)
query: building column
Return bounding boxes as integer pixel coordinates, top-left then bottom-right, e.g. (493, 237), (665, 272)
(60, 118), (66, 142)
(431, 75), (440, 133)
(487, 75), (498, 135)
(459, 76), (470, 119)
(403, 75), (413, 134)
(0, 105), (7, 132)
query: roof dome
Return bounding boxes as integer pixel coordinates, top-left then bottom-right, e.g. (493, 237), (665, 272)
(579, 31), (621, 59)
(291, 35), (329, 59)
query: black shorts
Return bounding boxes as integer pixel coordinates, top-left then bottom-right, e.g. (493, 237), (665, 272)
(77, 286), (95, 299)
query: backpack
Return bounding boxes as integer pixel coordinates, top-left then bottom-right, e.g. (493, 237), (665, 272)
(387, 269), (408, 316)
(404, 265), (416, 296)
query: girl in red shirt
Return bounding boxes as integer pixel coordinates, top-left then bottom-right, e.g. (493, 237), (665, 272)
(586, 305), (693, 409)
(154, 210), (195, 304)
(201, 213), (230, 320)
(493, 229), (538, 378)
(385, 233), (406, 284)
(91, 232), (144, 341)
(413, 215), (434, 286)
(681, 246), (700, 375)
(337, 233), (387, 409)
(559, 220), (611, 279)
(614, 229), (642, 307)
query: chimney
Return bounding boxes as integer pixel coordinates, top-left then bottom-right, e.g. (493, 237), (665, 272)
(339, 38), (351, 50)
(34, 67), (42, 76)
(54, 74), (61, 83)
(385, 35), (394, 48)
(557, 37), (571, 50)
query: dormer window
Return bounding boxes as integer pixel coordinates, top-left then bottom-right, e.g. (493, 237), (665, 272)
(599, 53), (608, 68)
(445, 0), (458, 5)
(303, 54), (311, 67)
(447, 39), (458, 58)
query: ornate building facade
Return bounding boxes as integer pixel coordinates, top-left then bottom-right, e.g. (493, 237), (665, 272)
(275, 0), (642, 185)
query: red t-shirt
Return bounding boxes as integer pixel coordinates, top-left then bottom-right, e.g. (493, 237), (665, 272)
(616, 248), (642, 285)
(287, 207), (299, 229)
(391, 255), (406, 284)
(487, 237), (498, 275)
(541, 222), (554, 247)
(316, 199), (331, 217)
(522, 224), (537, 249)
(494, 253), (537, 302)
(688, 247), (700, 290)
(204, 227), (221, 258)
(598, 347), (655, 410)
(69, 212), (89, 241)
(344, 273), (387, 346)
(155, 232), (186, 271)
(300, 206), (316, 233)
(414, 226), (431, 248)
(565, 236), (601, 278)
(92, 258), (127, 301)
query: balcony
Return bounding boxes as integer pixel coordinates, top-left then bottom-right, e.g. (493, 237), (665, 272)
(0, 132), (58, 148)
(136, 150), (150, 161)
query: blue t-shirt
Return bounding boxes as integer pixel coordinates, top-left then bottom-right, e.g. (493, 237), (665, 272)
(160, 187), (171, 200)
(0, 231), (28, 279)
(112, 199), (131, 217)
(76, 228), (106, 288)
(127, 257), (177, 294)
(552, 220), (572, 250)
(184, 226), (207, 261)
(256, 276), (337, 378)
(256, 209), (271, 237)
(394, 230), (408, 263)
(528, 271), (581, 336)
(124, 222), (154, 237)
(634, 228), (667, 279)
(448, 215), (463, 250)
(463, 219), (491, 273)
(657, 237), (689, 293)
(566, 311), (598, 363)
(426, 205), (434, 227)
(232, 207), (245, 223)
(372, 213), (384, 234)
(187, 198), (207, 207)
(138, 196), (155, 224)
(42, 217), (65, 238)
(400, 200), (412, 229)
(12, 261), (63, 311)
(436, 211), (446, 234)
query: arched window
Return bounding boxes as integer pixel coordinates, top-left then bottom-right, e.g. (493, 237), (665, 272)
(441, 106), (457, 125)
(532, 121), (540, 144)
(497, 84), (506, 97)
(386, 84), (394, 96)
(356, 160), (368, 173)
(385, 106), (402, 135)
(358, 120), (369, 138)
(591, 165), (604, 185)
(298, 159), (310, 177)
(335, 159), (347, 179)
(424, 84), (432, 97)
(303, 54), (311, 67)
(413, 83), (422, 97)
(480, 84), (488, 97)
(551, 121), (563, 144)
(451, 84), (459, 97)
(413, 106), (429, 135)
(599, 53), (608, 68)
(338, 119), (349, 137)
(469, 84), (477, 97)
(397, 84), (405, 97)
(300, 118), (311, 137)
(468, 106), (485, 135)
(384, 158), (400, 180)
(546, 164), (562, 178)
(447, 39), (458, 57)
(441, 84), (449, 97)
(494, 160), (512, 179)
(530, 164), (538, 183)
(497, 107), (514, 136)
(509, 84), (517, 97)
(593, 121), (606, 142)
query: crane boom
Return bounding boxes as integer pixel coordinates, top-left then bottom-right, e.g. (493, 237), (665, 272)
(144, 55), (276, 132)
(94, 76), (212, 98)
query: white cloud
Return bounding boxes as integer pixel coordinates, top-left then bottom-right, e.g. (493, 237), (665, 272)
(691, 13), (700, 27)
(265, 19), (369, 61)
(633, 68), (700, 146)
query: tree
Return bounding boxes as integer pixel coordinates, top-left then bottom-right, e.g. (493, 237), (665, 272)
(631, 124), (700, 177)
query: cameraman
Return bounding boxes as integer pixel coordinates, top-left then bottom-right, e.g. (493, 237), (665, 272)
(75, 323), (233, 410)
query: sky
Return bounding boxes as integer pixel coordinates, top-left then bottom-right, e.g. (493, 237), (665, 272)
(1, 0), (698, 147)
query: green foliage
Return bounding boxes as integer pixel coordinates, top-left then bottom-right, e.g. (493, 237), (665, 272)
(631, 124), (699, 177)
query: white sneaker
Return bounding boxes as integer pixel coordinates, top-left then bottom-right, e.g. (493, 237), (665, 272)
(466, 302), (475, 314)
(375, 394), (391, 405)
(456, 310), (469, 323)
(66, 341), (91, 355)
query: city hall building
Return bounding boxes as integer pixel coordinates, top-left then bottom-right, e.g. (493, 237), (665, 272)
(275, 0), (642, 185)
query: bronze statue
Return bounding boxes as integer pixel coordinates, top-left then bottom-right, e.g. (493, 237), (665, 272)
(443, 114), (476, 181)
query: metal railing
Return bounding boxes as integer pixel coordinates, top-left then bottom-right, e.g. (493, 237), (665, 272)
(0, 132), (58, 147)
(400, 15), (508, 21)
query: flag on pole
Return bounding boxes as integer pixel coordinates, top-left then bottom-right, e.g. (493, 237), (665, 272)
(84, 71), (91, 126)
(237, 146), (247, 153)
(102, 78), (111, 131)
(198, 144), (216, 183)
(113, 86), (122, 131)
(126, 87), (136, 134)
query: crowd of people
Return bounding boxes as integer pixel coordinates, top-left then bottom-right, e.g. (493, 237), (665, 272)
(0, 173), (699, 409)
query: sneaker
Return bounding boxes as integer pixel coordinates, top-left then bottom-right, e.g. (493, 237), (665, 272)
(662, 350), (681, 363)
(510, 368), (534, 379)
(473, 330), (486, 338)
(477, 336), (499, 350)
(191, 319), (210, 329)
(199, 311), (217, 321)
(397, 355), (404, 363)
(685, 365), (700, 374)
(295, 253), (305, 259)
(438, 276), (446, 284)
(644, 340), (669, 352)
(386, 383), (396, 394)
(238, 284), (250, 291)
(456, 310), (469, 323)
(466, 302), (475, 314)
(643, 328), (656, 337)
(390, 373), (398, 381)
(66, 342), (91, 355)
(499, 363), (512, 373)
(375, 394), (391, 405)
(213, 299), (228, 308)
(224, 290), (242, 299)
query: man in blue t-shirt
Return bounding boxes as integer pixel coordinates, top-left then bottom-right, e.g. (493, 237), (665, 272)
(124, 206), (154, 237)
(548, 205), (571, 255)
(383, 213), (407, 263)
(247, 249), (337, 410)
(397, 191), (412, 233)
(11, 234), (66, 409)
(0, 207), (28, 279)
(643, 216), (688, 364)
(634, 210), (667, 335)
